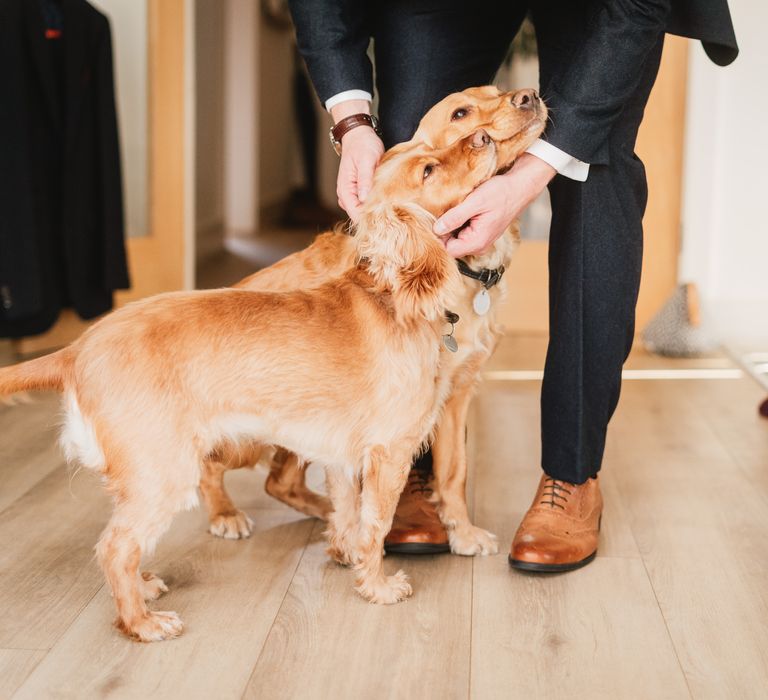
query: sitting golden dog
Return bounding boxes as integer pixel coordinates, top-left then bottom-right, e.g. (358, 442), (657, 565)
(201, 86), (548, 556)
(0, 129), (500, 641)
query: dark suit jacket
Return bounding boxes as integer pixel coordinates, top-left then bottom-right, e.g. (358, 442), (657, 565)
(0, 0), (130, 338)
(288, 0), (738, 165)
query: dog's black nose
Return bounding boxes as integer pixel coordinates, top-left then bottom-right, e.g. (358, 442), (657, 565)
(511, 88), (539, 111)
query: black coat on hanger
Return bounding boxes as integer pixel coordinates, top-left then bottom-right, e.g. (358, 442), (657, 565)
(0, 0), (130, 338)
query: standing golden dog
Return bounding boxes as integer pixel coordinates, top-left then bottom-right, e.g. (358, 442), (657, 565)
(0, 129), (501, 641)
(201, 86), (548, 556)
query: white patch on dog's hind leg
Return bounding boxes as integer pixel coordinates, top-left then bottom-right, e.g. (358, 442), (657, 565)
(59, 392), (105, 471)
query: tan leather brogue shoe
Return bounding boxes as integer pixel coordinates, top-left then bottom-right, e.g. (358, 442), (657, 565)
(509, 474), (602, 572)
(384, 469), (450, 555)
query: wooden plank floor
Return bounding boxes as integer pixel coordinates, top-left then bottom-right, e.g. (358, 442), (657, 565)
(1, 338), (768, 699)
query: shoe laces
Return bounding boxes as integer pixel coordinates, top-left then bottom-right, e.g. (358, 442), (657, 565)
(540, 478), (572, 510)
(409, 469), (433, 496)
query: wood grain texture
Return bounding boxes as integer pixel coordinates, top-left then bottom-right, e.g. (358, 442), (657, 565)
(244, 521), (472, 700)
(15, 510), (314, 700)
(0, 648), (46, 699)
(2, 337), (768, 698)
(682, 379), (768, 485)
(472, 557), (691, 700)
(469, 383), (691, 699)
(0, 465), (110, 650)
(0, 393), (62, 513)
(608, 380), (768, 700)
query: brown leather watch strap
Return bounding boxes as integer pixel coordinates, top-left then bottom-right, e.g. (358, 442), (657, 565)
(329, 113), (381, 155)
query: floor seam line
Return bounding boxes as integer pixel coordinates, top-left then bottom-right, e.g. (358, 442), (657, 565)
(9, 581), (106, 695)
(239, 519), (317, 699)
(635, 549), (695, 700)
(620, 493), (695, 700)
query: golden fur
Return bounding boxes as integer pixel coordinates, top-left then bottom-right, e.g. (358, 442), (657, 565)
(0, 129), (503, 641)
(202, 86), (547, 555)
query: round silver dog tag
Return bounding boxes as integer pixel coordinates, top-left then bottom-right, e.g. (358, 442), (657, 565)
(443, 334), (458, 352)
(473, 289), (491, 315)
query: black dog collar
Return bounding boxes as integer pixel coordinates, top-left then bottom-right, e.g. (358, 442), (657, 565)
(457, 259), (506, 289)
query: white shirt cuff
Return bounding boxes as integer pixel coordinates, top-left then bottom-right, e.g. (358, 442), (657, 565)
(325, 90), (373, 112)
(526, 139), (589, 182)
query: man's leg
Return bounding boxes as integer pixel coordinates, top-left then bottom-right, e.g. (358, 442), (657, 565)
(372, 0), (525, 147)
(371, 0), (525, 552)
(510, 8), (665, 570)
(539, 34), (665, 484)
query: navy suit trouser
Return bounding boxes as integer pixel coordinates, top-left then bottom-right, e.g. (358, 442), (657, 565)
(372, 1), (664, 483)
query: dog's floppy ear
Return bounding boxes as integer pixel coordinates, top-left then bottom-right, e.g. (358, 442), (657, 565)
(355, 203), (460, 322)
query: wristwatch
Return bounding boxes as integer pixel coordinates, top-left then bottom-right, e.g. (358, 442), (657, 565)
(329, 113), (382, 156)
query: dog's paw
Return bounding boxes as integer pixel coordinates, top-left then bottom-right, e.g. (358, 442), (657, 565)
(355, 569), (413, 605)
(449, 525), (499, 556)
(139, 572), (169, 601)
(326, 544), (359, 567)
(325, 526), (360, 566)
(121, 611), (184, 642)
(208, 510), (254, 539)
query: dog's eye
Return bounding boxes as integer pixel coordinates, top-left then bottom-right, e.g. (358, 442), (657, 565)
(423, 164), (434, 180)
(451, 107), (470, 121)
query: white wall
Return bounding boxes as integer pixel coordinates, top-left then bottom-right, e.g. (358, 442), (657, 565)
(680, 0), (768, 342)
(90, 0), (148, 238)
(223, 0), (259, 236)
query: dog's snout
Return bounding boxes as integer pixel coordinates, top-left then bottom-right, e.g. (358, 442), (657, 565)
(470, 129), (492, 149)
(511, 88), (539, 111)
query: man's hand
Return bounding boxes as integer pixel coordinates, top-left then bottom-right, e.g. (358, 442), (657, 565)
(336, 127), (384, 221)
(331, 100), (384, 222)
(433, 153), (557, 258)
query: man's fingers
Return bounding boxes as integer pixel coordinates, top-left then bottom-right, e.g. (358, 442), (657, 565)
(334, 128), (384, 217)
(445, 235), (478, 258)
(340, 191), (362, 220)
(444, 224), (489, 258)
(339, 182), (363, 221)
(445, 238), (474, 258)
(433, 195), (481, 236)
(337, 162), (361, 217)
(356, 158), (376, 203)
(347, 201), (363, 223)
(357, 152), (379, 202)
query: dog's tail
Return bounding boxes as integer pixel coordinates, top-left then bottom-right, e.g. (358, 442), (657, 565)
(0, 349), (72, 401)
